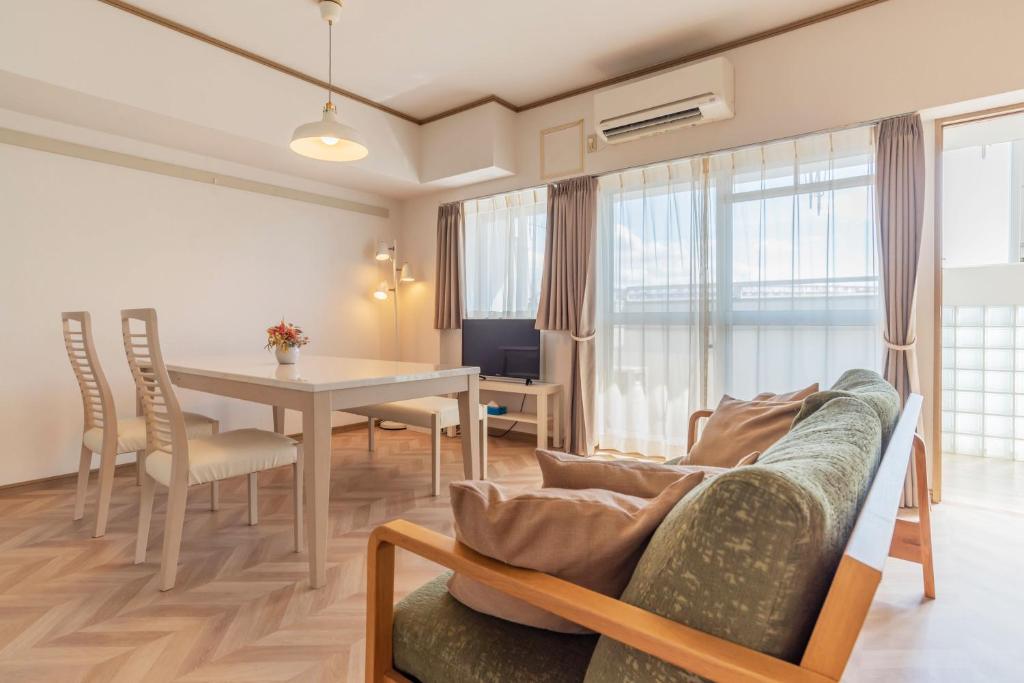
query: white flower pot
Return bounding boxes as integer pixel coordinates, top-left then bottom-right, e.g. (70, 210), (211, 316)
(275, 346), (300, 365)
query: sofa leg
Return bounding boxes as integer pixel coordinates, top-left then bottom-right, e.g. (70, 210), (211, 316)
(886, 435), (936, 600)
(913, 435), (936, 599)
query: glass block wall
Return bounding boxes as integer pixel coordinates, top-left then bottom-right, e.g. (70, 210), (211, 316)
(942, 305), (1024, 460)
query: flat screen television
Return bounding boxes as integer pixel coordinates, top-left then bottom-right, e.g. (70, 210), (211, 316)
(461, 318), (541, 382)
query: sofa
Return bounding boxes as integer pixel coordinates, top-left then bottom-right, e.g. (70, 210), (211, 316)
(368, 369), (933, 683)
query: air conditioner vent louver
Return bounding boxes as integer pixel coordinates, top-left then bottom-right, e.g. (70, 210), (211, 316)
(594, 57), (734, 144)
(603, 107), (703, 139)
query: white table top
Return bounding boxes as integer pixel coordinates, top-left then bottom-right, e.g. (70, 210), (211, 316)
(167, 354), (479, 393)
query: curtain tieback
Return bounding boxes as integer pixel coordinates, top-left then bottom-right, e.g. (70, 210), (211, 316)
(571, 332), (596, 342)
(884, 337), (916, 351)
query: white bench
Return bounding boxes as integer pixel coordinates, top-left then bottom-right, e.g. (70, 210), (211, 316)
(343, 397), (488, 496)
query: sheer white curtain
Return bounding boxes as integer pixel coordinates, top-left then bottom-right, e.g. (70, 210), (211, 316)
(595, 160), (712, 457)
(719, 128), (882, 398)
(464, 187), (547, 318)
(596, 127), (882, 458)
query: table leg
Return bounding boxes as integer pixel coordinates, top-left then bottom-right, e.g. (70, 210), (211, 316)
(537, 394), (549, 450)
(303, 393), (332, 588)
(456, 375), (481, 479)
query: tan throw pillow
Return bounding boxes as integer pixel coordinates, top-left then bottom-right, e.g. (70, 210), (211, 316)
(535, 449), (723, 498)
(685, 395), (802, 467)
(753, 382), (819, 402)
(447, 472), (705, 633)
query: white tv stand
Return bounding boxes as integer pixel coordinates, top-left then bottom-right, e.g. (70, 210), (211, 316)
(479, 377), (564, 449)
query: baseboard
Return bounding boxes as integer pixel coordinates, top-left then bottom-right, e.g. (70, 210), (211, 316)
(0, 422), (370, 493)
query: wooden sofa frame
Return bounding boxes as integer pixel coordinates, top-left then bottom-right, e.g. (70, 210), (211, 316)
(366, 394), (934, 683)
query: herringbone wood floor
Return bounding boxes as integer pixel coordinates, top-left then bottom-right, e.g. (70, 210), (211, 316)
(0, 430), (1018, 682)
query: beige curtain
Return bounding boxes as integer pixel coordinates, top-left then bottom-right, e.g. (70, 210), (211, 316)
(434, 202), (464, 330)
(536, 176), (599, 455)
(876, 113), (926, 507)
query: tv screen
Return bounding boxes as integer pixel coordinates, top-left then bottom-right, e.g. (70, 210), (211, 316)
(461, 318), (541, 381)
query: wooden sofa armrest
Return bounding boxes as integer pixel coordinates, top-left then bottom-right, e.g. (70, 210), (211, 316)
(366, 519), (831, 683)
(687, 408), (714, 452)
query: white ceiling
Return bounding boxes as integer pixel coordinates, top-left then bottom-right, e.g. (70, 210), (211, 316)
(128, 0), (857, 120)
(0, 0), (868, 200)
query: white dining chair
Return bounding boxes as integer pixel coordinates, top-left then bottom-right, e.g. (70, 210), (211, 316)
(62, 311), (219, 537)
(122, 308), (303, 591)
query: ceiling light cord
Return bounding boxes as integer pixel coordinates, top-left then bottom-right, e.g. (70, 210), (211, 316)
(327, 19), (333, 107)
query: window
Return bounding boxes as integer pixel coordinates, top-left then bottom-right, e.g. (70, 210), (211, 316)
(463, 187), (547, 319)
(595, 127), (882, 458)
(942, 112), (1024, 268)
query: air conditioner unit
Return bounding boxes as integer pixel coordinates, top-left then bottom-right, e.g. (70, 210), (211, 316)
(594, 57), (734, 144)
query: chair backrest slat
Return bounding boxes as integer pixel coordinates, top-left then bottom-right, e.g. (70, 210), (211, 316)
(121, 309), (189, 480)
(61, 312), (116, 447)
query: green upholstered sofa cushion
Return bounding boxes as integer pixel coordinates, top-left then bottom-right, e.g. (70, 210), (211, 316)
(794, 368), (901, 444)
(393, 573), (598, 683)
(584, 393), (887, 682)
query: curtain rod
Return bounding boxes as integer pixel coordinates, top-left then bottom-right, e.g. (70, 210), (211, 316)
(455, 111), (915, 206)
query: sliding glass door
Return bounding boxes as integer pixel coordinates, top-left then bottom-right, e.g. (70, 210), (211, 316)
(595, 127), (882, 458)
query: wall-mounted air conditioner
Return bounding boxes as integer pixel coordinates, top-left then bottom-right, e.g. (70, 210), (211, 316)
(594, 57), (734, 144)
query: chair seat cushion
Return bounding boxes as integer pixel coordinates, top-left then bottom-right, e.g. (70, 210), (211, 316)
(345, 396), (486, 429)
(83, 412), (216, 454)
(393, 573), (597, 683)
(145, 428), (297, 486)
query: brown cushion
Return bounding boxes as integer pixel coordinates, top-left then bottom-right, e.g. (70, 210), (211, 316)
(685, 395), (802, 467)
(753, 382), (819, 402)
(447, 472), (705, 634)
(535, 449), (724, 498)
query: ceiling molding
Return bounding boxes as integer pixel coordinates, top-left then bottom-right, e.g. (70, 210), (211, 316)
(417, 95), (519, 125)
(97, 0), (888, 127)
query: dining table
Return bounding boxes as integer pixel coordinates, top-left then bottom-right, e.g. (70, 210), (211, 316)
(165, 354), (482, 589)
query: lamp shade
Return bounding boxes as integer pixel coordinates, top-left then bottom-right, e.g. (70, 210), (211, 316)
(399, 263), (414, 282)
(375, 241), (392, 261)
(290, 105), (368, 161)
(373, 281), (389, 301)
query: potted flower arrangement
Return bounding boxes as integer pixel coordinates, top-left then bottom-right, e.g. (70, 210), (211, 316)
(266, 320), (309, 365)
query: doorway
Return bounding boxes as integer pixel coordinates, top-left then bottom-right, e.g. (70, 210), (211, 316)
(935, 105), (1024, 504)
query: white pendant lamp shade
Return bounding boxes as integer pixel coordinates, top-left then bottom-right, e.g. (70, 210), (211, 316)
(290, 1), (367, 162)
(290, 103), (368, 161)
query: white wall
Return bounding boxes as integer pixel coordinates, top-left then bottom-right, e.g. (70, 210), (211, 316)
(944, 265), (1024, 305)
(397, 0), (1024, 448)
(0, 133), (398, 487)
